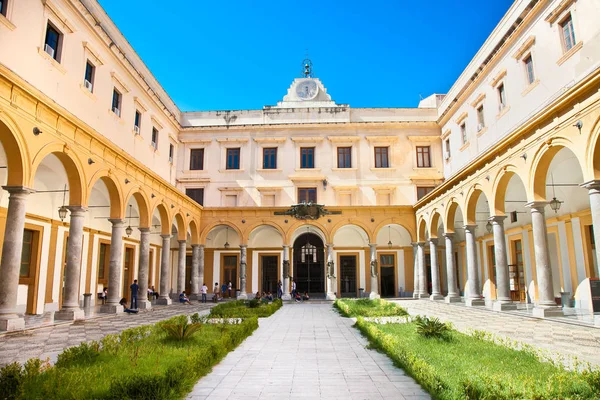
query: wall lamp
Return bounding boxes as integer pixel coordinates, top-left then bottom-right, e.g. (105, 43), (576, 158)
(33, 127), (42, 136)
(574, 120), (583, 134)
(88, 158), (95, 165)
(322, 179), (328, 190)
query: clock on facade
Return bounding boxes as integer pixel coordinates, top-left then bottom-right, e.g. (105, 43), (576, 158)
(295, 79), (318, 100)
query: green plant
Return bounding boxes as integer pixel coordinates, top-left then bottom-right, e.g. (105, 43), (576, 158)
(0, 362), (24, 400)
(334, 298), (408, 318)
(55, 341), (100, 368)
(414, 315), (452, 340)
(190, 312), (204, 324)
(161, 318), (203, 341)
(247, 299), (260, 308)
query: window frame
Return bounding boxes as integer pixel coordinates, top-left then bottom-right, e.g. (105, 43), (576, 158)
(44, 21), (63, 62)
(300, 147), (315, 169)
(111, 87), (122, 117)
(189, 148), (204, 171)
(262, 147), (278, 169)
(497, 83), (507, 110)
(185, 188), (204, 206)
(416, 146), (432, 168)
(337, 146), (352, 169)
(523, 54), (535, 85)
(444, 138), (451, 159)
(84, 60), (95, 92)
(416, 186), (435, 201)
(226, 148), (241, 170)
(0, 0), (7, 17)
(151, 127), (159, 150)
(559, 13), (576, 52)
(374, 146), (390, 168)
(168, 144), (174, 164)
(134, 110), (142, 132)
(476, 105), (485, 129)
(297, 187), (317, 204)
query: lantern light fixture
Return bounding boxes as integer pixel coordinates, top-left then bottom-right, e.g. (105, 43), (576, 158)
(125, 204), (133, 237)
(58, 184), (68, 221)
(224, 226), (230, 249)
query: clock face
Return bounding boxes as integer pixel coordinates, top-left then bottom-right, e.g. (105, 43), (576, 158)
(296, 79), (318, 100)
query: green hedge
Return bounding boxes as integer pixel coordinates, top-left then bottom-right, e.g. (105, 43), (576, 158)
(355, 319), (600, 399)
(0, 317), (258, 400)
(334, 298), (408, 317)
(209, 298), (283, 318)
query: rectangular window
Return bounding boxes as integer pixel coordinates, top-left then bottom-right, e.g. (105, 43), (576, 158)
(134, 110), (141, 133)
(226, 148), (240, 170)
(298, 187), (317, 203)
(460, 123), (468, 145)
(560, 14), (576, 52)
(498, 83), (506, 109)
(20, 229), (34, 277)
(337, 147), (352, 168)
(417, 186), (434, 200)
(224, 194), (237, 207)
(44, 22), (62, 61)
(300, 147), (315, 169)
(151, 127), (158, 149)
(477, 105), (485, 129)
(524, 55), (535, 85)
(186, 188), (204, 206)
(112, 88), (122, 117)
(84, 61), (95, 92)
(169, 144), (174, 163)
(263, 147), (277, 169)
(445, 138), (451, 159)
(374, 147), (390, 168)
(0, 0), (6, 17)
(98, 243), (108, 280)
(416, 146), (431, 168)
(190, 149), (204, 170)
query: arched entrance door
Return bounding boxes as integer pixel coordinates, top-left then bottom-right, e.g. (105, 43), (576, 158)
(293, 233), (325, 296)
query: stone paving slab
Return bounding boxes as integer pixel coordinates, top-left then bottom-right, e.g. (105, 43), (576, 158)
(0, 302), (214, 366)
(395, 299), (600, 367)
(187, 304), (430, 400)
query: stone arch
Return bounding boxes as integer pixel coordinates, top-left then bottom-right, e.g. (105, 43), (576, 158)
(330, 219), (373, 243)
(287, 220), (330, 244)
(30, 144), (86, 206)
(465, 185), (486, 225)
(248, 224), (284, 248)
(123, 187), (151, 229)
(151, 202), (171, 235)
(332, 224), (370, 247)
(188, 219), (200, 244)
(417, 217), (427, 242)
(373, 219), (415, 243)
(244, 221), (285, 245)
(530, 140), (585, 201)
(0, 112), (28, 187)
(200, 222), (243, 244)
(87, 170), (124, 219)
(491, 165), (527, 215)
(444, 197), (463, 233)
(428, 210), (443, 238)
(586, 114), (600, 180)
(375, 223), (412, 247)
(173, 212), (187, 241)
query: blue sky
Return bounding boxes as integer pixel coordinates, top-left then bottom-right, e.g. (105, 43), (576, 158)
(98, 0), (512, 111)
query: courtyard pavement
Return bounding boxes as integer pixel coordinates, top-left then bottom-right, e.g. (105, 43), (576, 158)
(395, 299), (600, 367)
(186, 303), (430, 400)
(0, 302), (214, 367)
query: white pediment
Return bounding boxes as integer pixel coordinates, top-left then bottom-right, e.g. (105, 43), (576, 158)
(271, 78), (344, 109)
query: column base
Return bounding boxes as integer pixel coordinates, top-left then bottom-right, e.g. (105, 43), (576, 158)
(326, 293), (337, 301)
(430, 294), (444, 301)
(189, 294), (200, 301)
(138, 301), (152, 310)
(416, 293), (429, 299)
(532, 306), (564, 318)
(412, 293), (418, 299)
(156, 297), (172, 306)
(54, 308), (85, 321)
(282, 294), (291, 301)
(0, 315), (25, 331)
(465, 298), (485, 307)
(445, 295), (461, 303)
(492, 301), (517, 311)
(100, 304), (124, 314)
(369, 292), (381, 299)
(237, 293), (248, 300)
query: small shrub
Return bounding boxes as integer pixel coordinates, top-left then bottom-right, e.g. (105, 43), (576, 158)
(0, 362), (24, 400)
(55, 341), (100, 368)
(100, 334), (120, 355)
(247, 299), (260, 308)
(190, 312), (203, 324)
(161, 319), (203, 341)
(414, 315), (452, 340)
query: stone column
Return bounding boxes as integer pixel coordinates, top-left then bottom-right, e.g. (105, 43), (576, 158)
(464, 225), (484, 306)
(238, 245), (248, 299)
(368, 243), (380, 299)
(411, 243), (419, 298)
(490, 216), (516, 311)
(326, 244), (336, 300)
(443, 233), (460, 303)
(282, 245), (291, 300)
(416, 242), (428, 298)
(177, 240), (186, 295)
(527, 202), (563, 317)
(198, 245), (205, 289)
(0, 187), (34, 331)
(156, 234), (172, 305)
(190, 244), (200, 300)
(101, 219), (125, 313)
(137, 228), (151, 309)
(429, 239), (443, 300)
(582, 180), (600, 278)
(56, 207), (87, 320)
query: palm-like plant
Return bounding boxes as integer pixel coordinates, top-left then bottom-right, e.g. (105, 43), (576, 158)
(161, 319), (203, 341)
(414, 315), (452, 340)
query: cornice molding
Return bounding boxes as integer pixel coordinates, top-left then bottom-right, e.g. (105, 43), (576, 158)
(512, 35), (536, 60)
(545, 0), (576, 24)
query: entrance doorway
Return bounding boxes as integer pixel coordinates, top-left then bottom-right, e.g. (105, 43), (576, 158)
(293, 232), (325, 296)
(261, 255), (278, 293)
(122, 246), (135, 298)
(339, 255), (357, 297)
(222, 254), (238, 296)
(379, 254), (395, 297)
(509, 239), (526, 302)
(19, 228), (41, 314)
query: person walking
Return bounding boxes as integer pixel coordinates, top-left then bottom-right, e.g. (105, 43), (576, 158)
(201, 282), (208, 303)
(221, 282), (228, 298)
(227, 281), (233, 298)
(291, 278), (297, 298)
(277, 280), (283, 299)
(130, 279), (139, 309)
(213, 282), (220, 302)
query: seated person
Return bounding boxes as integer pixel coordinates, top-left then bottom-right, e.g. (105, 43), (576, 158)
(294, 292), (302, 302)
(255, 291), (261, 300)
(179, 291), (191, 304)
(119, 297), (139, 314)
(266, 292), (274, 301)
(302, 291), (310, 301)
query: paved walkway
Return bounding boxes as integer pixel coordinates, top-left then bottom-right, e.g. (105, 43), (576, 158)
(0, 302), (214, 366)
(187, 304), (430, 400)
(396, 299), (600, 367)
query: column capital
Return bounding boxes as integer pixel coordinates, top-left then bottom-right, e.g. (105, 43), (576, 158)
(199, 244), (205, 249)
(282, 244), (290, 250)
(488, 215), (507, 223)
(1, 186), (35, 196)
(191, 243), (199, 248)
(415, 241), (426, 247)
(368, 243), (378, 249)
(138, 227), (151, 233)
(178, 239), (187, 245)
(442, 232), (455, 238)
(525, 201), (548, 213)
(581, 180), (600, 191)
(66, 206), (88, 215)
(108, 218), (125, 227)
(239, 244), (248, 249)
(160, 234), (172, 239)
(463, 224), (477, 233)
(428, 238), (438, 245)
(326, 243), (333, 249)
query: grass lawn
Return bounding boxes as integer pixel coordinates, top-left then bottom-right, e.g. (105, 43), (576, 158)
(209, 298), (283, 318)
(1, 316), (259, 400)
(356, 319), (600, 399)
(334, 298), (408, 318)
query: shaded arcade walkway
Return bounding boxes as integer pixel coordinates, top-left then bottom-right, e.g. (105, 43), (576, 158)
(187, 304), (429, 400)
